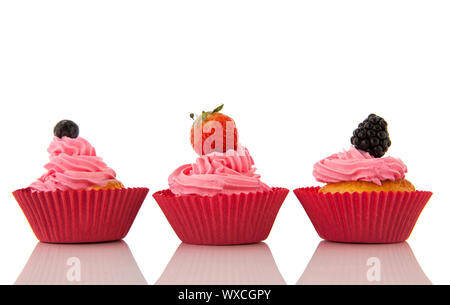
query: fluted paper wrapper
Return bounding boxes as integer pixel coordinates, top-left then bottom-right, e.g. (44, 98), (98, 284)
(13, 187), (149, 243)
(153, 187), (289, 245)
(293, 187), (432, 244)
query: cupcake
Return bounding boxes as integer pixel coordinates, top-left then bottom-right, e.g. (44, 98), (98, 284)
(13, 120), (149, 243)
(294, 114), (432, 244)
(153, 105), (289, 245)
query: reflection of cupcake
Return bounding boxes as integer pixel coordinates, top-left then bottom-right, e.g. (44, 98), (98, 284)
(153, 105), (289, 245)
(16, 241), (147, 285)
(294, 114), (432, 243)
(297, 241), (431, 285)
(156, 243), (285, 285)
(13, 120), (149, 243)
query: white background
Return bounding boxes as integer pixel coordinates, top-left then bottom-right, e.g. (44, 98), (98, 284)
(1, 0), (449, 285)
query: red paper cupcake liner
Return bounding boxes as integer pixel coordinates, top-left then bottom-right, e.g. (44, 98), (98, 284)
(293, 187), (432, 244)
(13, 187), (149, 244)
(153, 188), (289, 245)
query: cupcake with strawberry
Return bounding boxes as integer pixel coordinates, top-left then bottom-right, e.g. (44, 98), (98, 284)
(13, 120), (149, 243)
(294, 114), (432, 244)
(153, 105), (289, 245)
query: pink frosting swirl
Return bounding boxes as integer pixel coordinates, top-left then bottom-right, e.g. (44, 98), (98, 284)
(168, 146), (271, 196)
(30, 137), (118, 191)
(313, 146), (407, 185)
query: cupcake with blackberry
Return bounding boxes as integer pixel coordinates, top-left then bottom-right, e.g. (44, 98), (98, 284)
(294, 114), (432, 243)
(153, 105), (289, 245)
(13, 120), (149, 243)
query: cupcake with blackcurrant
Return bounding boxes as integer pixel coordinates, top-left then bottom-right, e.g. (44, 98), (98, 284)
(294, 114), (432, 244)
(12, 120), (149, 244)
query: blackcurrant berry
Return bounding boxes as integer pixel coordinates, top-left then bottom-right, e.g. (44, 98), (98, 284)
(54, 120), (79, 139)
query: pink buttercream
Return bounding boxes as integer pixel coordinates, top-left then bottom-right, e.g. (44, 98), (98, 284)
(313, 146), (407, 185)
(168, 146), (271, 196)
(30, 137), (118, 191)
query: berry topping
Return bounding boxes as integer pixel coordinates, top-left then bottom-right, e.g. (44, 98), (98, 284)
(351, 114), (391, 158)
(54, 120), (79, 139)
(190, 104), (238, 155)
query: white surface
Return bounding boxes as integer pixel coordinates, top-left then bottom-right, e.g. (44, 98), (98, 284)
(0, 0), (449, 285)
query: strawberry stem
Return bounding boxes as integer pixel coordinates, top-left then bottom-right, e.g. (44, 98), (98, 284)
(190, 104), (224, 122)
(212, 104), (224, 114)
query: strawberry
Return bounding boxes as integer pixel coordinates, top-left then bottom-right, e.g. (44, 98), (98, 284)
(190, 104), (239, 155)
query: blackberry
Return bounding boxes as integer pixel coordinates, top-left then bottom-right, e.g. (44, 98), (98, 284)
(54, 120), (79, 139)
(351, 114), (391, 157)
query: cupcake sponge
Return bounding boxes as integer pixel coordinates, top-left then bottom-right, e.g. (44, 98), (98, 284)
(319, 179), (415, 194)
(90, 180), (124, 191)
